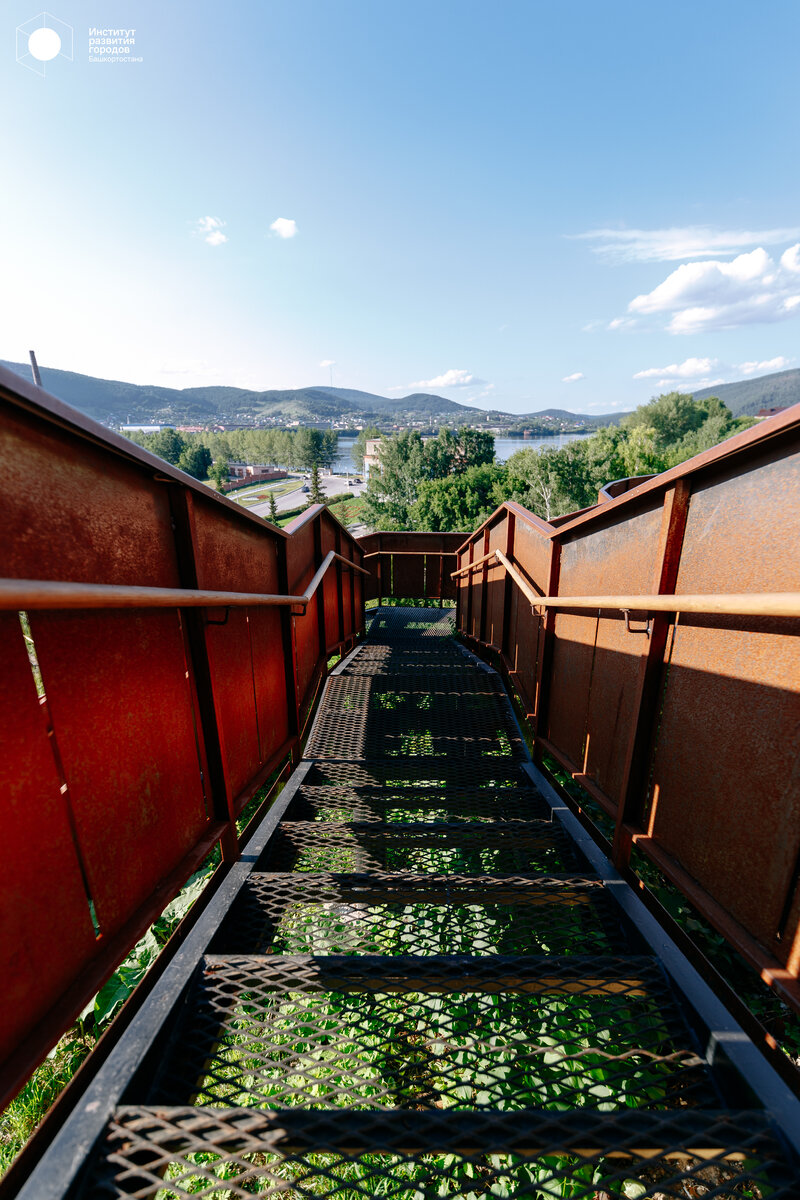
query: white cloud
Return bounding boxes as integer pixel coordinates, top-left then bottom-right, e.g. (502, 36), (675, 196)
(573, 225), (800, 263)
(562, 371), (584, 382)
(634, 353), (792, 391)
(271, 217), (298, 239)
(411, 368), (484, 389)
(633, 357), (717, 381)
(621, 245), (800, 334)
(319, 359), (336, 368)
(194, 216), (227, 246)
(738, 356), (791, 374)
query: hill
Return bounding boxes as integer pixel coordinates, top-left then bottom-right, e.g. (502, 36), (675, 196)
(0, 359), (628, 430)
(692, 368), (800, 417)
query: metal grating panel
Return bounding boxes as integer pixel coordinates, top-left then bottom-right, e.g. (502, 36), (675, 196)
(259, 821), (584, 874)
(305, 675), (524, 761)
(149, 955), (717, 1113)
(214, 873), (634, 957)
(89, 1107), (797, 1198)
(365, 607), (456, 641)
(286, 784), (550, 823)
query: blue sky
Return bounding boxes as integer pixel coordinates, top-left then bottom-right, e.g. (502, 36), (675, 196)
(3, 0), (800, 413)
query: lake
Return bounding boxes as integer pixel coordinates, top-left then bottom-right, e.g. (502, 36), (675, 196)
(332, 432), (591, 475)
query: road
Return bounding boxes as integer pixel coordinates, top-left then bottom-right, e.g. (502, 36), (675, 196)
(249, 474), (365, 520)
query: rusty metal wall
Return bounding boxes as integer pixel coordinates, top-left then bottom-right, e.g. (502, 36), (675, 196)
(359, 533), (464, 603)
(0, 369), (365, 1104)
(450, 409), (800, 1010)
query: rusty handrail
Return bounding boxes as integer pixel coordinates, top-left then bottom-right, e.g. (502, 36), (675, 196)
(0, 551), (369, 612)
(453, 548), (800, 617)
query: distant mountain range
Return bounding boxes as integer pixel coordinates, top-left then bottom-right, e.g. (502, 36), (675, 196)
(0, 361), (625, 430)
(2, 358), (798, 429)
(693, 368), (800, 417)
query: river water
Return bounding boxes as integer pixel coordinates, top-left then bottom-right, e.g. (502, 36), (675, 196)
(332, 432), (590, 475)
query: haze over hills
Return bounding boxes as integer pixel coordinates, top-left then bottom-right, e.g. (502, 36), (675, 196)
(2, 358), (797, 431)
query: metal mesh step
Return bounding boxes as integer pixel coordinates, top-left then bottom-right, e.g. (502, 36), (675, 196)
(365, 606), (456, 641)
(212, 873), (636, 957)
(148, 955), (718, 1113)
(286, 784), (551, 823)
(259, 821), (584, 874)
(88, 1106), (797, 1199)
(304, 759), (536, 790)
(306, 675), (524, 762)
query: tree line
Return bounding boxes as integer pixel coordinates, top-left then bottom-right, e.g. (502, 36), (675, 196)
(360, 394), (755, 531)
(122, 426), (339, 483)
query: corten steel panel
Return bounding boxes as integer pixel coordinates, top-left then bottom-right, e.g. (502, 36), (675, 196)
(648, 451), (800, 959)
(244, 608), (291, 769)
(0, 614), (97, 1063)
(339, 555), (354, 640)
(485, 520), (509, 647)
(469, 546), (485, 642)
(294, 593), (323, 714)
(506, 575), (543, 715)
(357, 535), (381, 601)
(320, 520), (339, 652)
(507, 520), (551, 712)
(544, 619), (596, 772)
(439, 555), (459, 601)
(190, 499), (284, 801)
(286, 521), (321, 708)
(28, 610), (209, 936)
(0, 406), (180, 586)
(189, 496), (281, 592)
(392, 552), (426, 599)
(455, 549), (469, 632)
(375, 554), (393, 601)
(568, 506), (662, 807)
(286, 520), (317, 595)
(513, 520), (552, 594)
(375, 532), (463, 556)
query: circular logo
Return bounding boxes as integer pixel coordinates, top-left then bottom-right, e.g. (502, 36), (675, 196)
(28, 26), (62, 61)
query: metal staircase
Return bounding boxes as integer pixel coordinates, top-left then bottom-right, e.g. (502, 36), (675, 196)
(21, 607), (800, 1198)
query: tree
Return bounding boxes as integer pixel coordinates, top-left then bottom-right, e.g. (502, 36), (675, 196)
(293, 427), (336, 469)
(352, 426), (381, 472)
(360, 431), (428, 529)
(320, 430), (338, 469)
(268, 492), (279, 523)
(145, 428), (186, 465)
(177, 444), (212, 480)
(413, 465), (507, 531)
(308, 463), (325, 506)
(622, 392), (711, 452)
(207, 458), (230, 489)
(360, 429), (499, 530)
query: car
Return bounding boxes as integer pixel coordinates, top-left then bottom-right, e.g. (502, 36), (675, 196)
(347, 479), (356, 486)
(300, 484), (310, 493)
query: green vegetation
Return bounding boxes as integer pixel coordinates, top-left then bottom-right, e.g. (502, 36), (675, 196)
(360, 429), (496, 530)
(0, 777), (284, 1177)
(505, 393), (753, 521)
(308, 463), (325, 506)
(124, 426), (338, 477)
(351, 424), (380, 471)
(0, 866), (212, 1174)
(362, 394), (755, 530)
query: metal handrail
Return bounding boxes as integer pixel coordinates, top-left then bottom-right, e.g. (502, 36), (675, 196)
(452, 547), (800, 617)
(0, 551), (369, 612)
